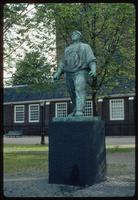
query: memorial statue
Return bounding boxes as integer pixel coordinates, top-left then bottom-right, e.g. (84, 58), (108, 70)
(53, 31), (96, 116)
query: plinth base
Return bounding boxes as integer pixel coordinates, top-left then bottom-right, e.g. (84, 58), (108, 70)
(48, 118), (106, 186)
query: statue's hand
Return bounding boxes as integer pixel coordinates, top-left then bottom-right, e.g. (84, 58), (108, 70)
(88, 70), (96, 78)
(53, 72), (60, 81)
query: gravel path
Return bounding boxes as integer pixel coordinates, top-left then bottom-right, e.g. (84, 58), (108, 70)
(4, 136), (135, 145)
(4, 177), (135, 197)
(4, 150), (135, 197)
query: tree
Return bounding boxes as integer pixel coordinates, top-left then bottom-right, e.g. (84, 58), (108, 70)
(10, 51), (54, 91)
(4, 3), (56, 84)
(42, 3), (135, 115)
(4, 4), (36, 72)
(4, 3), (135, 116)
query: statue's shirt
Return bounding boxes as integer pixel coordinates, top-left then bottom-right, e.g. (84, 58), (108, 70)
(60, 42), (96, 73)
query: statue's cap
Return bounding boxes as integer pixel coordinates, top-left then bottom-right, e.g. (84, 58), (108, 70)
(72, 31), (82, 37)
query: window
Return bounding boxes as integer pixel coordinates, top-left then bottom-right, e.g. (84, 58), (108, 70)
(55, 102), (67, 117)
(29, 104), (39, 122)
(84, 101), (93, 116)
(110, 99), (124, 120)
(14, 105), (25, 123)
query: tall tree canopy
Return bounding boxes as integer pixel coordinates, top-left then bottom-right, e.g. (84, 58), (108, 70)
(11, 51), (55, 90)
(4, 3), (56, 85)
(44, 3), (135, 92)
(4, 3), (135, 105)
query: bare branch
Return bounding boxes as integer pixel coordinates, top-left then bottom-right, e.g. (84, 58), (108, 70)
(95, 13), (109, 37)
(4, 34), (29, 59)
(4, 5), (35, 33)
(97, 68), (108, 90)
(53, 8), (70, 45)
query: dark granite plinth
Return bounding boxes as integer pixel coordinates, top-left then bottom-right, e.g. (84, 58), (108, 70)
(48, 119), (106, 186)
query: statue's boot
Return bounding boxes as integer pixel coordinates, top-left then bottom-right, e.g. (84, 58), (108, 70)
(68, 108), (76, 117)
(74, 111), (83, 116)
(75, 95), (85, 116)
(68, 112), (75, 117)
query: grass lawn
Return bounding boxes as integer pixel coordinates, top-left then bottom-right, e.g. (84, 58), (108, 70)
(4, 144), (49, 153)
(106, 145), (135, 153)
(3, 144), (134, 175)
(4, 144), (49, 174)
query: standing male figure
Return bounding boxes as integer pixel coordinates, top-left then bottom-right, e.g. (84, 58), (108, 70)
(53, 31), (96, 116)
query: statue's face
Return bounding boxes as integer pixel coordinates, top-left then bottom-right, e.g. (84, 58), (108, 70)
(71, 32), (81, 42)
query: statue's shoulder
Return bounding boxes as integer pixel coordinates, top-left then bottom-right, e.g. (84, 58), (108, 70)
(65, 44), (72, 52)
(80, 42), (90, 48)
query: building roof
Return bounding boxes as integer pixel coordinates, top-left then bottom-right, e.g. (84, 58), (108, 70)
(98, 78), (135, 96)
(4, 82), (69, 103)
(4, 79), (135, 103)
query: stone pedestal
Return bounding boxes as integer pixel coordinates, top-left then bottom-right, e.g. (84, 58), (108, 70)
(48, 117), (106, 186)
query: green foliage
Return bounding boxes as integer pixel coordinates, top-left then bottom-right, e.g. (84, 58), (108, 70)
(45, 3), (135, 95)
(4, 3), (56, 87)
(8, 51), (55, 90)
(4, 3), (135, 95)
(4, 4), (36, 61)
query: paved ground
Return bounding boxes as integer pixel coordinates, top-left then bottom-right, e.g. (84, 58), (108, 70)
(4, 177), (135, 197)
(3, 135), (135, 197)
(4, 135), (135, 146)
(3, 146), (135, 197)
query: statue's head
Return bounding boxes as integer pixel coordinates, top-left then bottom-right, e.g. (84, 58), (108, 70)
(71, 31), (82, 42)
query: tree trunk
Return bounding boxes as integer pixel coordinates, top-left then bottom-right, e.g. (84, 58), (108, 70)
(91, 76), (98, 116)
(92, 91), (98, 116)
(41, 104), (45, 145)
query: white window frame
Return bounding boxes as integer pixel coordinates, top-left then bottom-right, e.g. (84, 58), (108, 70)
(109, 99), (124, 120)
(14, 105), (25, 123)
(55, 102), (67, 117)
(128, 97), (134, 100)
(29, 104), (40, 123)
(84, 100), (93, 116)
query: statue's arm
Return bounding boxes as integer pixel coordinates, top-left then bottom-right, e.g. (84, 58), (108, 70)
(88, 61), (96, 77)
(86, 45), (96, 77)
(53, 60), (64, 80)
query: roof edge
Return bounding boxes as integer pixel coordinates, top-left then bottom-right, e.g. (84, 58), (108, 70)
(3, 93), (135, 105)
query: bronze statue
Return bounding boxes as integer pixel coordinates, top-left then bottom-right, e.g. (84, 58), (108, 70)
(53, 31), (96, 116)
